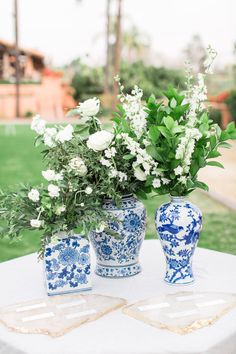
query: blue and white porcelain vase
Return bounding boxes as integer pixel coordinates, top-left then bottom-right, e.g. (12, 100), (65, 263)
(44, 234), (92, 295)
(90, 194), (146, 278)
(155, 196), (202, 285)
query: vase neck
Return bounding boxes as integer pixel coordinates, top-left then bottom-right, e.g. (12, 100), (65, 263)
(170, 196), (186, 203)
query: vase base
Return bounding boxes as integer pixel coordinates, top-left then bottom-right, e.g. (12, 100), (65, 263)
(95, 263), (141, 278)
(164, 277), (195, 286)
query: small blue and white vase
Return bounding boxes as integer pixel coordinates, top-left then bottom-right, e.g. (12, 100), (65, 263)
(44, 234), (92, 296)
(155, 196), (202, 285)
(90, 194), (146, 278)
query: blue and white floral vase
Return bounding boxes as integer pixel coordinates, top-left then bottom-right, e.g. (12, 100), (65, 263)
(44, 234), (92, 295)
(155, 196), (202, 285)
(90, 194), (146, 278)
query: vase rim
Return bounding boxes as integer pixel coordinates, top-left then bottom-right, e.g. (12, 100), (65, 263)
(103, 193), (134, 202)
(170, 195), (186, 201)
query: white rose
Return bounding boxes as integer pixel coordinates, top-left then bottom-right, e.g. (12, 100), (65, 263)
(68, 157), (87, 176)
(85, 186), (93, 195)
(43, 128), (57, 147)
(87, 130), (114, 151)
(28, 188), (40, 202)
(78, 97), (100, 117)
(30, 219), (42, 228)
(55, 205), (66, 215)
(48, 184), (60, 198)
(56, 124), (74, 143)
(31, 115), (46, 135)
(42, 170), (63, 181)
(133, 166), (147, 181)
(42, 169), (56, 181)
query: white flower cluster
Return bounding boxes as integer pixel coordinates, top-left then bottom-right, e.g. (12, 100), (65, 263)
(203, 46), (217, 75)
(122, 86), (147, 139)
(68, 156), (87, 176)
(120, 133), (160, 183)
(174, 47), (217, 185)
(31, 115), (74, 147)
(115, 76), (147, 139)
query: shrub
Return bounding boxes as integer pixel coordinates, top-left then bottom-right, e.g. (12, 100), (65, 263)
(225, 90), (236, 122)
(208, 108), (222, 127)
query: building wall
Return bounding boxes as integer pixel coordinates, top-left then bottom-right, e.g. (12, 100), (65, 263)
(0, 75), (73, 120)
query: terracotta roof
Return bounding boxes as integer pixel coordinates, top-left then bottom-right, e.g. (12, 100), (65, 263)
(0, 39), (44, 58)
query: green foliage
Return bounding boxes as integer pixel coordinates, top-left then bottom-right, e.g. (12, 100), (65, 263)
(208, 107), (222, 127)
(70, 59), (185, 101)
(226, 90), (236, 122)
(144, 88), (236, 196)
(71, 62), (104, 101)
(120, 61), (185, 99)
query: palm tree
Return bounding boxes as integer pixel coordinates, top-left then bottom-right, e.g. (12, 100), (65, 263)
(104, 0), (111, 93)
(113, 0), (122, 107)
(122, 25), (150, 63)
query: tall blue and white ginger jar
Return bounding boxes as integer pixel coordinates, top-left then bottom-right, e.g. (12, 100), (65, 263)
(44, 234), (92, 295)
(90, 195), (146, 278)
(155, 196), (202, 285)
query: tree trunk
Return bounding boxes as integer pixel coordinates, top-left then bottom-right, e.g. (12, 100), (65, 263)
(14, 0), (20, 118)
(104, 0), (111, 94)
(112, 0), (122, 109)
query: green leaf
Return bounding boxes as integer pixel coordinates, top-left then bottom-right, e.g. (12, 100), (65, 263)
(207, 161), (224, 168)
(220, 131), (230, 141)
(208, 150), (221, 158)
(219, 142), (232, 149)
(195, 181), (209, 191)
(226, 121), (235, 133)
(146, 145), (160, 160)
(149, 125), (160, 143)
(210, 135), (217, 149)
(123, 154), (134, 160)
(163, 116), (175, 131)
(157, 126), (171, 139)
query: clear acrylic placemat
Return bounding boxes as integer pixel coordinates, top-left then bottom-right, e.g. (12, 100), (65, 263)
(123, 291), (236, 334)
(0, 294), (126, 337)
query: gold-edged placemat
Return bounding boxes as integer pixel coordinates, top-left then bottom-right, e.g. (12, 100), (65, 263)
(0, 294), (126, 337)
(123, 291), (236, 334)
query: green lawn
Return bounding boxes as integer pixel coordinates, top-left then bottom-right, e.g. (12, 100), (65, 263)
(0, 124), (236, 262)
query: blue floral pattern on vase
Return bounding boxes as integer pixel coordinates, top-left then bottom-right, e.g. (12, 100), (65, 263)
(44, 235), (92, 295)
(155, 196), (202, 285)
(90, 195), (146, 278)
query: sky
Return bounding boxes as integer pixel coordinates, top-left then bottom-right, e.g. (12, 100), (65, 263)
(0, 0), (235, 67)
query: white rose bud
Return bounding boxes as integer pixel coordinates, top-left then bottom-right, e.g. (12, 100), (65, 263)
(28, 189), (40, 202)
(31, 115), (46, 135)
(48, 184), (60, 198)
(30, 219), (42, 228)
(87, 130), (114, 152)
(85, 186), (93, 195)
(78, 97), (100, 117)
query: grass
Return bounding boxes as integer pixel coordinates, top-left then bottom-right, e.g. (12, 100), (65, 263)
(0, 124), (236, 262)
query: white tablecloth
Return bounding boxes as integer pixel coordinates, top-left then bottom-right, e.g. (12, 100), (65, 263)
(0, 240), (236, 354)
